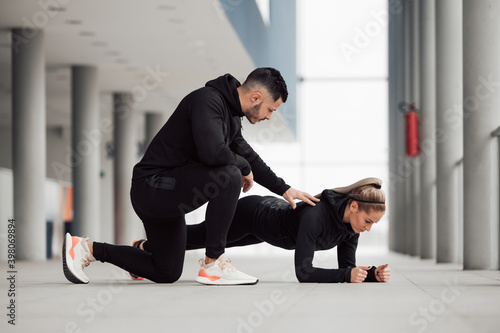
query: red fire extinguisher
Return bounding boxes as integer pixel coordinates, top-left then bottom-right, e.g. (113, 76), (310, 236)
(406, 104), (419, 157)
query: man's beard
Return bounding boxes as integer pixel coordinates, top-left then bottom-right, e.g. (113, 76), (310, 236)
(245, 102), (262, 124)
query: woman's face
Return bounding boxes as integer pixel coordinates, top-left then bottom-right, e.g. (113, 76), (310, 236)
(348, 202), (385, 233)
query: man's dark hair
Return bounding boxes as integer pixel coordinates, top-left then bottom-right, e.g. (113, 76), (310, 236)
(242, 67), (288, 103)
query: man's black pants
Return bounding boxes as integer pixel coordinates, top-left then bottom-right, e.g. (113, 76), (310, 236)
(92, 163), (242, 283)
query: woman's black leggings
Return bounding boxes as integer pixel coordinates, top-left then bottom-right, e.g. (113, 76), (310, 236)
(92, 163), (243, 283)
(185, 195), (265, 251)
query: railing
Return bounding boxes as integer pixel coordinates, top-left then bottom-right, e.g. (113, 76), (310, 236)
(491, 126), (500, 138)
(454, 157), (464, 264)
(491, 126), (500, 264)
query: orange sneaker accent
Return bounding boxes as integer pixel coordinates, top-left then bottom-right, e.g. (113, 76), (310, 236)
(69, 236), (80, 260)
(129, 272), (144, 281)
(198, 269), (221, 282)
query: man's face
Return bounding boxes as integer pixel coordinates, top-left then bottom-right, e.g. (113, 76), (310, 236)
(243, 92), (283, 124)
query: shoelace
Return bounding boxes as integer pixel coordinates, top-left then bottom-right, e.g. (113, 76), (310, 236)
(80, 236), (94, 269)
(218, 258), (237, 273)
(82, 258), (90, 268)
(198, 257), (237, 273)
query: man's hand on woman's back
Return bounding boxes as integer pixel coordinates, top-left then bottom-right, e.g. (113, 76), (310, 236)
(283, 188), (320, 209)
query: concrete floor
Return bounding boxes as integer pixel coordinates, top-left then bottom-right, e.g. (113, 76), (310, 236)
(1, 249), (499, 333)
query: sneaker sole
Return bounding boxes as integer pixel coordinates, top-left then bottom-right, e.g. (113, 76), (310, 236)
(128, 240), (144, 281)
(62, 233), (88, 284)
(128, 272), (144, 281)
(195, 276), (259, 286)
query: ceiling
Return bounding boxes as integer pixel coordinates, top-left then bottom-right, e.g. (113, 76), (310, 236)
(0, 0), (256, 127)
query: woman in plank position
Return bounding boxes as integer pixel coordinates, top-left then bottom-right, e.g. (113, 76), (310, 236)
(133, 177), (391, 284)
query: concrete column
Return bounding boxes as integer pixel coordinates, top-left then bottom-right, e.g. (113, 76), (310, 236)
(388, 0), (407, 253)
(418, 0), (436, 259)
(145, 112), (165, 146)
(99, 104), (114, 244)
(435, 0), (463, 263)
(405, 0), (421, 256)
(71, 66), (100, 238)
(463, 0), (500, 270)
(269, 0), (297, 133)
(11, 29), (46, 260)
(113, 93), (139, 244)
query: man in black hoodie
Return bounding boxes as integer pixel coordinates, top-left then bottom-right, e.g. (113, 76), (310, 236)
(62, 67), (319, 286)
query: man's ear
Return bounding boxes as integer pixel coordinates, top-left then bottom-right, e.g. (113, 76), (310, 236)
(250, 91), (263, 104)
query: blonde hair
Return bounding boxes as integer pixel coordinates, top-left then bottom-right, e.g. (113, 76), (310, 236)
(347, 185), (386, 214)
(317, 177), (386, 214)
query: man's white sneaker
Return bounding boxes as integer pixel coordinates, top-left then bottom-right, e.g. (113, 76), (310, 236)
(62, 233), (95, 284)
(195, 254), (258, 285)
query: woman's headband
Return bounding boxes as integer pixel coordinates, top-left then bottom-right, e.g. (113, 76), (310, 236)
(350, 184), (385, 204)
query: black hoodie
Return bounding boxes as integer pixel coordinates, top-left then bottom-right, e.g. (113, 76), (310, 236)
(132, 74), (290, 196)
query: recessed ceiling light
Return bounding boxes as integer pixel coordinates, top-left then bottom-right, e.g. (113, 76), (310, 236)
(168, 18), (184, 24)
(92, 41), (108, 47)
(157, 5), (176, 10)
(193, 40), (205, 47)
(65, 19), (82, 25)
(79, 31), (96, 37)
(48, 6), (66, 12)
(106, 50), (120, 56)
(177, 29), (193, 36)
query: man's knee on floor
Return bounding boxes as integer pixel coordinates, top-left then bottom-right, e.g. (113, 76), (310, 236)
(153, 268), (183, 283)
